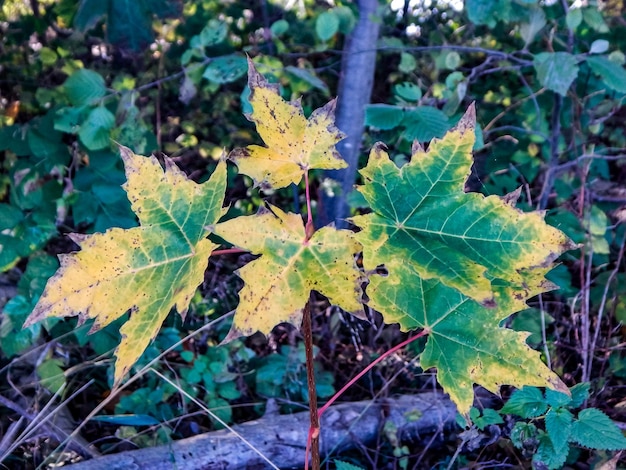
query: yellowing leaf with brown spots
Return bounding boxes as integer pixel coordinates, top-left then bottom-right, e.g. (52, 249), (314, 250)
(229, 58), (347, 189)
(213, 205), (363, 340)
(24, 148), (227, 383)
(352, 106), (573, 416)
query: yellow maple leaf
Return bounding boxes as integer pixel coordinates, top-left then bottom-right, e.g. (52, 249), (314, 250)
(229, 58), (347, 189)
(213, 205), (364, 340)
(24, 148), (227, 383)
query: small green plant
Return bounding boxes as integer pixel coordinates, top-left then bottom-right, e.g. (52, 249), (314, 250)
(255, 343), (335, 409)
(473, 384), (626, 469)
(334, 460), (366, 470)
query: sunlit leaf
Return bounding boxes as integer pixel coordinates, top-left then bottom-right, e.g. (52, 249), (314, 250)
(354, 107), (573, 305)
(213, 205), (363, 340)
(24, 148), (227, 383)
(229, 58), (347, 189)
(364, 262), (566, 415)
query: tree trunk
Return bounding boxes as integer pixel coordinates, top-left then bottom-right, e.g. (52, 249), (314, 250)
(62, 393), (460, 470)
(320, 0), (381, 227)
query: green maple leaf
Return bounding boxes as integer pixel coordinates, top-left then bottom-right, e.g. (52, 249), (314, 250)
(369, 262), (567, 415)
(229, 58), (347, 189)
(213, 205), (363, 340)
(24, 148), (227, 383)
(352, 106), (572, 415)
(352, 106), (573, 306)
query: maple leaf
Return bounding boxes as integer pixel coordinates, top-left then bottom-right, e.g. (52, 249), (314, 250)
(229, 58), (347, 189)
(368, 261), (568, 415)
(352, 105), (574, 307)
(212, 205), (363, 340)
(352, 105), (573, 415)
(24, 148), (227, 383)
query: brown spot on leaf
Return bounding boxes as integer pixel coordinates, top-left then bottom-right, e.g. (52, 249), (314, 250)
(452, 103), (476, 135)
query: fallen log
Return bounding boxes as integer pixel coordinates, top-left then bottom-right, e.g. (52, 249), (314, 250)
(65, 392), (459, 470)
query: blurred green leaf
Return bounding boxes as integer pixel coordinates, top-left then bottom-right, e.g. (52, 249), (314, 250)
(582, 7), (609, 33)
(335, 6), (356, 33)
(78, 106), (116, 150)
(570, 409), (626, 450)
(394, 82), (422, 102)
(586, 55), (626, 93)
(566, 8), (583, 31)
(465, 0), (498, 26)
(520, 8), (546, 46)
(545, 408), (573, 453)
(334, 461), (365, 470)
(203, 55), (248, 84)
(74, 0), (109, 31)
(0, 204), (24, 230)
(91, 414), (160, 426)
(54, 106), (86, 134)
(589, 39), (609, 54)
(511, 308), (553, 345)
(270, 19), (289, 37)
(285, 66), (329, 94)
(399, 52), (417, 73)
(533, 52), (579, 96)
(401, 106), (450, 142)
(198, 19), (227, 47)
(65, 69), (107, 107)
(316, 10), (339, 42)
(534, 433), (567, 470)
(37, 358), (66, 393)
(365, 104), (404, 130)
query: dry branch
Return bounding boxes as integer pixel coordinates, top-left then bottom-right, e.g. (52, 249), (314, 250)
(64, 392), (459, 470)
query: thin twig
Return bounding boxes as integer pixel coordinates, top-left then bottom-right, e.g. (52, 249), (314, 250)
(212, 248), (248, 256)
(318, 330), (428, 417)
(303, 293), (320, 470)
(483, 88), (547, 132)
(588, 229), (626, 379)
(0, 380), (95, 463)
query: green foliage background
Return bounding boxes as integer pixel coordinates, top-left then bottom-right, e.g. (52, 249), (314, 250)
(1, 0), (625, 468)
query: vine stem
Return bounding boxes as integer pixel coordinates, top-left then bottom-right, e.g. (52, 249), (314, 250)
(303, 293), (320, 470)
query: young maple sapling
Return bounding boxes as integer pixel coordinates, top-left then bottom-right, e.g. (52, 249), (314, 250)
(24, 58), (576, 469)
